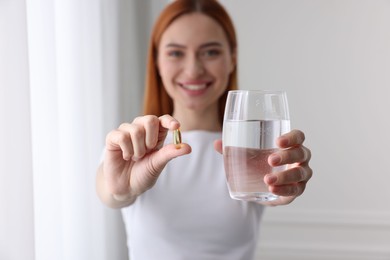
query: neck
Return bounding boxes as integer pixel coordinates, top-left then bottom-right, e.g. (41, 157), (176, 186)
(172, 106), (222, 132)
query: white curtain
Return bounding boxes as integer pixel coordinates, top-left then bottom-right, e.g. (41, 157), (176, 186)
(0, 1), (34, 259)
(0, 0), (167, 259)
(26, 0), (127, 259)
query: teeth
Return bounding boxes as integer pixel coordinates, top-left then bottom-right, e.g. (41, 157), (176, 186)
(182, 84), (207, 90)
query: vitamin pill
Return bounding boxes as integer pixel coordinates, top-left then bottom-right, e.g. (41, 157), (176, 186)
(173, 128), (182, 146)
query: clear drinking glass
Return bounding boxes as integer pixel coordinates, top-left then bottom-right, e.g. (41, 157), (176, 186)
(222, 90), (291, 201)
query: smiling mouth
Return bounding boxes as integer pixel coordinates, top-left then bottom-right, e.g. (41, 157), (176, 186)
(181, 84), (207, 90)
(179, 82), (212, 91)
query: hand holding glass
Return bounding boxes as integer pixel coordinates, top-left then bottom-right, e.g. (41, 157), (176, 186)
(222, 90), (291, 201)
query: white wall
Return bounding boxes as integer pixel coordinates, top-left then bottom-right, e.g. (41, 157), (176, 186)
(221, 0), (390, 259)
(103, 0), (168, 124)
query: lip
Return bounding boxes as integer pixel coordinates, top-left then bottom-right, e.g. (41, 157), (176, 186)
(178, 80), (213, 96)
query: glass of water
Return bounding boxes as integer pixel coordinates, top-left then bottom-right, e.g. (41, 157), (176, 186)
(222, 90), (291, 201)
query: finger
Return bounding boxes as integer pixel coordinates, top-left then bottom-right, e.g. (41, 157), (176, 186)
(268, 145), (311, 166)
(159, 114), (180, 130)
(269, 182), (307, 197)
(263, 195), (296, 206)
(105, 129), (134, 160)
(265, 165), (312, 186)
(277, 129), (305, 148)
(118, 123), (146, 160)
(129, 143), (192, 195)
(133, 115), (160, 150)
(147, 143), (192, 177)
(213, 139), (223, 154)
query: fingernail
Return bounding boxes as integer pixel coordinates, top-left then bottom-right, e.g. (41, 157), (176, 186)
(279, 137), (289, 147)
(170, 120), (180, 129)
(269, 154), (281, 165)
(266, 175), (277, 185)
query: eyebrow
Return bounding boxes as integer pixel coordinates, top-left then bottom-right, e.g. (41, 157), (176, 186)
(165, 41), (223, 49)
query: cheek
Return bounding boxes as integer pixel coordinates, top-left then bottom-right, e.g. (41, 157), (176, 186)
(210, 59), (233, 85)
(158, 61), (179, 98)
(157, 59), (168, 78)
(158, 61), (175, 84)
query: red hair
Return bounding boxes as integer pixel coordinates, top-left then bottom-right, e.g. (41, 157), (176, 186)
(142, 0), (238, 125)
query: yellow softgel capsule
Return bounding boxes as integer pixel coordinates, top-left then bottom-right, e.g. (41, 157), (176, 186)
(173, 128), (182, 148)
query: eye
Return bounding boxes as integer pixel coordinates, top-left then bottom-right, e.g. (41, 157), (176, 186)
(167, 50), (184, 58)
(201, 49), (221, 58)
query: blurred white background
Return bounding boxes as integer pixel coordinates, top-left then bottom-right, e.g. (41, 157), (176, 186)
(1, 0), (389, 259)
(222, 1), (390, 259)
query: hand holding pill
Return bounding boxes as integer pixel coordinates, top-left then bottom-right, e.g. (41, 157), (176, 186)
(99, 115), (191, 207)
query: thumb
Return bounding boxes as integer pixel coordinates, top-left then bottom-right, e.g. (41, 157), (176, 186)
(148, 143), (192, 175)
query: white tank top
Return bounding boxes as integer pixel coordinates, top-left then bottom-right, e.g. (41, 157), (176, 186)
(121, 131), (264, 260)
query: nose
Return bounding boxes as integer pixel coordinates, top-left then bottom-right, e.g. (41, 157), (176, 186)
(184, 54), (204, 78)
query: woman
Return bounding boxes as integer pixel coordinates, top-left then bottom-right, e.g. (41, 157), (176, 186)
(97, 0), (312, 259)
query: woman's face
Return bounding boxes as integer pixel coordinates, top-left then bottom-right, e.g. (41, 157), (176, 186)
(157, 12), (235, 114)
